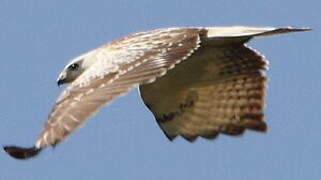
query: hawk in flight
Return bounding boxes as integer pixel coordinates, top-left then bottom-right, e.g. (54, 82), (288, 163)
(4, 26), (309, 159)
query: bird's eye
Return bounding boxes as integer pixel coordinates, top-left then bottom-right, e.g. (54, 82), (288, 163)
(68, 63), (79, 71)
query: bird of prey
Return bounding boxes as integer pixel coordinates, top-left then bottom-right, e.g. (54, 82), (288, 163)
(3, 26), (309, 159)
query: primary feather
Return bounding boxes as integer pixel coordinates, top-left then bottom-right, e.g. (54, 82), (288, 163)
(3, 26), (309, 159)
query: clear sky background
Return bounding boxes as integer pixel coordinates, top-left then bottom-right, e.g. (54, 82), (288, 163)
(0, 0), (320, 180)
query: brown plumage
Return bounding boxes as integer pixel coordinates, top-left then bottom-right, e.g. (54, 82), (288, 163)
(140, 43), (268, 141)
(3, 26), (309, 159)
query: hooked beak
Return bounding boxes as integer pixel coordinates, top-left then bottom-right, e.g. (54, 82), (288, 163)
(57, 78), (66, 87)
(57, 73), (67, 87)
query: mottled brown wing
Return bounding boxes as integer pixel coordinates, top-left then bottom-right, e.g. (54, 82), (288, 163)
(4, 27), (308, 159)
(140, 43), (268, 142)
(35, 28), (202, 148)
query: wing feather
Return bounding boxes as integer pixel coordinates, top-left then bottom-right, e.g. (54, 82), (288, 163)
(35, 28), (202, 148)
(3, 26), (309, 159)
(140, 44), (268, 142)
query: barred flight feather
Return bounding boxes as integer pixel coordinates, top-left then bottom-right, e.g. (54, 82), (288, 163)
(3, 26), (309, 159)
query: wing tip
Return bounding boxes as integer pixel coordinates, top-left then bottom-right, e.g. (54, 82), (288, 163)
(3, 145), (42, 160)
(255, 26), (312, 38)
(286, 27), (312, 32)
(277, 27), (312, 34)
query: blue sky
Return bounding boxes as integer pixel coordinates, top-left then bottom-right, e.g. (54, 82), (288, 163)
(0, 0), (320, 179)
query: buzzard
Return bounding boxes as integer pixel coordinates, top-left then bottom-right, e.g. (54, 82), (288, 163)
(3, 26), (309, 159)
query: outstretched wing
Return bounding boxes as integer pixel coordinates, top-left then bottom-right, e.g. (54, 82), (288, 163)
(140, 44), (268, 141)
(139, 26), (310, 141)
(35, 28), (203, 149)
(3, 26), (309, 159)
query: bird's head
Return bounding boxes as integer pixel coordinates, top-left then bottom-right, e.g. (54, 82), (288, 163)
(57, 51), (97, 86)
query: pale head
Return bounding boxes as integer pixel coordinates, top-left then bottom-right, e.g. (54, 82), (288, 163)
(57, 51), (98, 86)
